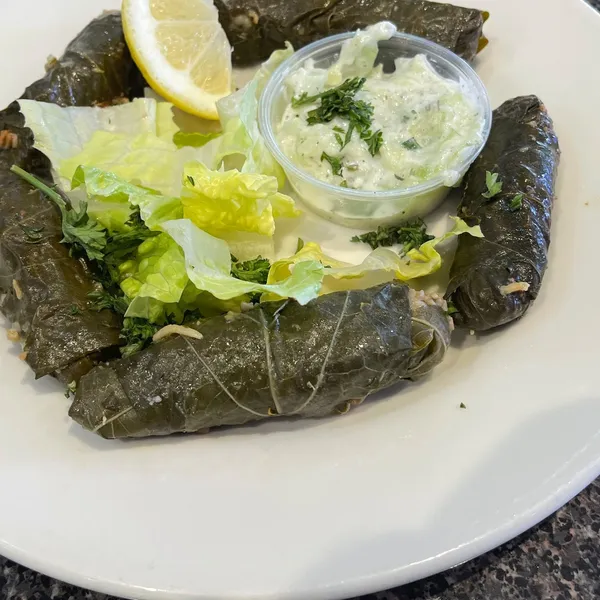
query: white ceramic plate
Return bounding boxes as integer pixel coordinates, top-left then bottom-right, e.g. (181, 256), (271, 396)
(1, 0), (599, 598)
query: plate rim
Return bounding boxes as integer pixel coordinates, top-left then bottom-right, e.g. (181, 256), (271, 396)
(1, 0), (599, 598)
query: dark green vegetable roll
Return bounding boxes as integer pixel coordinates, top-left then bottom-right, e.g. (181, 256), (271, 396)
(446, 96), (560, 331)
(22, 11), (144, 107)
(216, 0), (489, 65)
(0, 13), (144, 381)
(69, 284), (452, 439)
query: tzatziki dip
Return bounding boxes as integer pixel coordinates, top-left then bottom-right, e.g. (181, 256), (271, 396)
(276, 22), (486, 192)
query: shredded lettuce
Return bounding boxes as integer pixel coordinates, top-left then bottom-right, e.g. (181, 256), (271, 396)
(19, 98), (216, 196)
(20, 99), (170, 180)
(119, 234), (189, 322)
(181, 162), (299, 238)
(120, 234), (188, 302)
(162, 219), (324, 304)
(62, 132), (212, 197)
(266, 217), (483, 297)
(72, 166), (182, 231)
(173, 131), (223, 148)
(218, 231), (276, 262)
(215, 44), (294, 186)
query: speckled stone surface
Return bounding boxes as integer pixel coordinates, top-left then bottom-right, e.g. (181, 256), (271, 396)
(1, 1), (600, 599)
(0, 479), (598, 600)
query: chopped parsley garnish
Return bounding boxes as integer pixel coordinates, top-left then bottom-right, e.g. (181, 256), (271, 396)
(231, 256), (271, 285)
(459, 402), (467, 409)
(187, 175), (195, 186)
(402, 137), (421, 151)
(343, 124), (354, 148)
(120, 318), (160, 358)
(296, 238), (305, 252)
(482, 171), (503, 199)
(320, 152), (344, 177)
(88, 289), (129, 315)
(19, 223), (44, 244)
(362, 129), (383, 157)
(509, 193), (524, 211)
(292, 77), (367, 111)
(351, 219), (434, 253)
(294, 77), (384, 156)
(101, 210), (159, 264)
(340, 180), (349, 188)
(10, 167), (196, 360)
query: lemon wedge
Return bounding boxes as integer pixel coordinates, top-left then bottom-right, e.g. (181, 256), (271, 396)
(122, 0), (232, 120)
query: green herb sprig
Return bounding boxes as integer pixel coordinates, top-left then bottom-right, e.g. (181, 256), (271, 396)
(88, 288), (129, 315)
(363, 129), (383, 157)
(321, 152), (344, 177)
(482, 171), (503, 199)
(509, 193), (523, 211)
(11, 165), (107, 260)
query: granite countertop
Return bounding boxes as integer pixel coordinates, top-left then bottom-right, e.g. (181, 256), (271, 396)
(2, 1), (600, 599)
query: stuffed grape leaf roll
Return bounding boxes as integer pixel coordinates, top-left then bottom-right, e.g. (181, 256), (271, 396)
(69, 283), (452, 439)
(216, 0), (489, 65)
(0, 13), (144, 381)
(446, 96), (560, 331)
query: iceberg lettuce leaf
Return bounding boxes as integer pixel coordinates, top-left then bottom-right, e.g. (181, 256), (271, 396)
(72, 166), (183, 232)
(173, 131), (223, 148)
(19, 98), (216, 197)
(120, 234), (189, 322)
(181, 162), (299, 238)
(61, 132), (213, 197)
(266, 218), (483, 296)
(214, 44), (294, 186)
(162, 219), (323, 304)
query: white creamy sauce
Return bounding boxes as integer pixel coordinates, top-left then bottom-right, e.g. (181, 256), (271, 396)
(276, 23), (485, 192)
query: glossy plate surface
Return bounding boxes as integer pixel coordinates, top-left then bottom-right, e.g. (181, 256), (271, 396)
(0, 1), (599, 598)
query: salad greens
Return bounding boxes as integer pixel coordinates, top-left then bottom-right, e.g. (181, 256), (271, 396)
(161, 219), (324, 304)
(11, 43), (484, 360)
(181, 163), (299, 237)
(264, 218), (483, 300)
(173, 131), (222, 148)
(19, 98), (218, 197)
(10, 165), (107, 261)
(214, 43), (294, 186)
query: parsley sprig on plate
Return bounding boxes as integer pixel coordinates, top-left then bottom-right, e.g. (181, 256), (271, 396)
(351, 219), (434, 253)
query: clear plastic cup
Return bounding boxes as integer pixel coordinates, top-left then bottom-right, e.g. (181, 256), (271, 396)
(258, 31), (491, 229)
